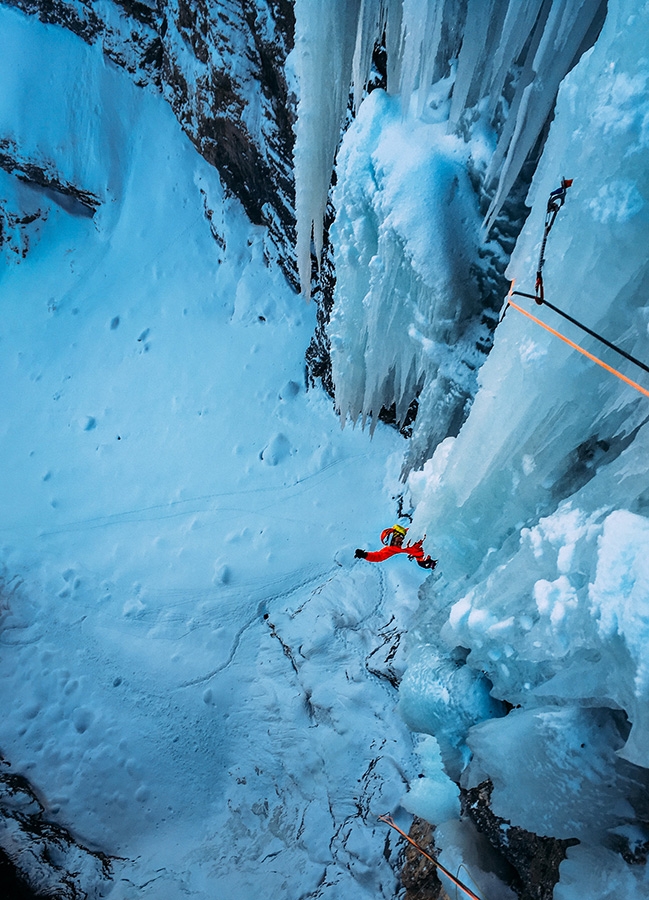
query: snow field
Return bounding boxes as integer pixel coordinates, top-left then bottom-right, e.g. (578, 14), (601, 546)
(0, 8), (430, 897)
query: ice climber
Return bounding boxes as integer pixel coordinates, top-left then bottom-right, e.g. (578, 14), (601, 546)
(355, 524), (437, 569)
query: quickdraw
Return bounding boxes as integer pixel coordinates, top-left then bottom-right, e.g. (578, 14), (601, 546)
(535, 177), (573, 304)
(503, 178), (649, 398)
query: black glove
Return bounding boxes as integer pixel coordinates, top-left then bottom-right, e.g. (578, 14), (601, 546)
(354, 548), (367, 559)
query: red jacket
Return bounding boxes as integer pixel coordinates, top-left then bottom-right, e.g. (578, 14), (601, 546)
(363, 540), (427, 563)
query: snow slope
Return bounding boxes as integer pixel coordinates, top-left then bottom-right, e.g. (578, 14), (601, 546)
(0, 8), (425, 897)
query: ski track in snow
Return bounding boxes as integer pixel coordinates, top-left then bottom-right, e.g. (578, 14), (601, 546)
(9, 450), (372, 538)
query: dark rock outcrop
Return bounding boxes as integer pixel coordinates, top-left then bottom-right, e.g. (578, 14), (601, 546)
(0, 199), (46, 260)
(0, 137), (100, 257)
(305, 198), (337, 397)
(0, 138), (100, 215)
(400, 781), (581, 900)
(401, 818), (446, 900)
(0, 847), (43, 900)
(0, 754), (114, 899)
(461, 780), (579, 900)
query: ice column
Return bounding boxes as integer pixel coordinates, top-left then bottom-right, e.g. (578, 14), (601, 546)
(483, 0), (608, 232)
(328, 89), (483, 437)
(398, 0), (445, 117)
(292, 0), (362, 294)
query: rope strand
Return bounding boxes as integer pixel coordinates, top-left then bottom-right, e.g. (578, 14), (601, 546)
(378, 814), (485, 900)
(507, 300), (649, 399)
(511, 290), (649, 377)
(506, 180), (649, 398)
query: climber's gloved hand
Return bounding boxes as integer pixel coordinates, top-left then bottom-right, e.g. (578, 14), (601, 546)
(354, 548), (367, 559)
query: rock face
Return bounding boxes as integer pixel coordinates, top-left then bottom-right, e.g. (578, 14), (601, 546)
(401, 791), (579, 900)
(0, 136), (100, 213)
(2, 0), (298, 281)
(401, 818), (446, 900)
(0, 754), (113, 899)
(0, 135), (100, 259)
(461, 781), (579, 900)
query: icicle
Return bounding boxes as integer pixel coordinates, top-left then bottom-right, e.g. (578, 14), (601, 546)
(351, 0), (384, 113)
(483, 0), (607, 234)
(484, 0), (547, 119)
(292, 0), (362, 295)
(448, 0), (501, 130)
(399, 0), (437, 115)
(329, 89), (483, 437)
(383, 0), (404, 94)
(312, 0), (610, 461)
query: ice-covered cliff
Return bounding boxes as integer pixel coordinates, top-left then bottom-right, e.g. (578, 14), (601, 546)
(293, 0), (608, 468)
(2, 0), (649, 898)
(292, 0), (649, 897)
(401, 1), (649, 895)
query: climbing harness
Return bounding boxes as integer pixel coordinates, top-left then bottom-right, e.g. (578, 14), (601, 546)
(535, 177), (573, 304)
(378, 814), (484, 900)
(504, 178), (649, 398)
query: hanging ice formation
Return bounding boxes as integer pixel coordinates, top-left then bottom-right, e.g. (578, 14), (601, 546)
(404, 1), (649, 894)
(295, 1), (649, 895)
(292, 0), (607, 465)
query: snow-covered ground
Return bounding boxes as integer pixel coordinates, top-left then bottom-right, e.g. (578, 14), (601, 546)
(6, 2), (649, 898)
(0, 9), (427, 897)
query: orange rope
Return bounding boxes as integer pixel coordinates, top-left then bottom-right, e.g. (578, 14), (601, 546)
(378, 814), (484, 900)
(507, 299), (649, 399)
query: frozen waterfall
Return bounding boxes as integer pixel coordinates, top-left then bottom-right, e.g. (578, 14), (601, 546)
(407, 0), (649, 770)
(405, 1), (649, 896)
(293, 0), (608, 280)
(293, 0), (649, 896)
(293, 0), (607, 459)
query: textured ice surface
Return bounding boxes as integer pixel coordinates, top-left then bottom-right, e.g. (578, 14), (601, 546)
(401, 735), (460, 827)
(293, 0), (606, 476)
(328, 88), (484, 448)
(400, 1), (649, 895)
(293, 0), (606, 294)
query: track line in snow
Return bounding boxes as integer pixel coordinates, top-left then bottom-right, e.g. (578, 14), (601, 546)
(173, 563), (343, 687)
(4, 451), (371, 538)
